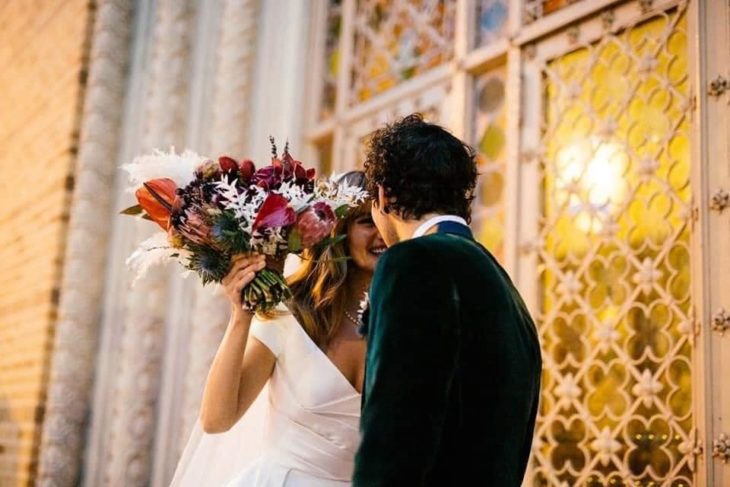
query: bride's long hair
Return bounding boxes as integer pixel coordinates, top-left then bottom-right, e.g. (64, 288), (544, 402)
(286, 171), (369, 349)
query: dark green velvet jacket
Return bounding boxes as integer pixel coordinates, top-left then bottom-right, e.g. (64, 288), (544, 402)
(353, 223), (541, 487)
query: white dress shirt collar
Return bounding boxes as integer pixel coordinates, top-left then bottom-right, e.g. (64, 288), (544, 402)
(411, 215), (468, 239)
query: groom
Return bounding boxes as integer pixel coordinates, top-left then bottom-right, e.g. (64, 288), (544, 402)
(354, 114), (542, 486)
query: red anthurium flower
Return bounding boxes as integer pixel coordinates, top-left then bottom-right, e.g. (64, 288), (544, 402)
(253, 194), (296, 231)
(239, 159), (256, 181)
(135, 178), (178, 230)
(306, 168), (316, 180)
(218, 156), (238, 173)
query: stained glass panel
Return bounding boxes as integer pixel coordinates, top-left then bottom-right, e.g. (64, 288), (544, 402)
(351, 0), (456, 103)
(319, 0), (343, 120)
(524, 0), (578, 23)
(476, 0), (508, 46)
(531, 7), (695, 486)
(471, 68), (507, 262)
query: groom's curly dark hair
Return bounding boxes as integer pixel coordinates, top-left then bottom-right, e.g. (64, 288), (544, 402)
(363, 113), (478, 223)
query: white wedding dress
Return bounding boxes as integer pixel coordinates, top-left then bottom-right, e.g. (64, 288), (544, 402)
(171, 310), (361, 486)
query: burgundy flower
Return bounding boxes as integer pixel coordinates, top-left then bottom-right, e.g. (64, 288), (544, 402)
(239, 159), (256, 182)
(218, 156), (238, 173)
(296, 202), (336, 248)
(292, 160), (316, 184)
(280, 152), (295, 180)
(252, 164), (283, 189)
(294, 164), (306, 181)
(253, 194), (296, 231)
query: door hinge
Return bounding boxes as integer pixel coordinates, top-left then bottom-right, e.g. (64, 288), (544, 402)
(708, 76), (729, 97)
(713, 434), (730, 463)
(713, 308), (730, 335)
(710, 188), (730, 213)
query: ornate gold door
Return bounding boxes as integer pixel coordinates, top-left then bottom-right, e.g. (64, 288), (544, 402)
(518, 2), (698, 485)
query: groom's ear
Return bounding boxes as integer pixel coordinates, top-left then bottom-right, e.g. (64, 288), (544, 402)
(377, 186), (390, 214)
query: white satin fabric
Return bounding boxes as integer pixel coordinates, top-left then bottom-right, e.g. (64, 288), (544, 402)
(171, 310), (361, 486)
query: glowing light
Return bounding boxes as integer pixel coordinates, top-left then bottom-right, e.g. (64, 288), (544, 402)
(555, 138), (628, 233)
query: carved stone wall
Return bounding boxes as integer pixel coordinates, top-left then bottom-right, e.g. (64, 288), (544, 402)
(176, 0), (261, 457)
(100, 0), (197, 485)
(35, 2), (135, 485)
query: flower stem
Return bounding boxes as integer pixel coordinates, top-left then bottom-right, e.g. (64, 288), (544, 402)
(240, 268), (292, 312)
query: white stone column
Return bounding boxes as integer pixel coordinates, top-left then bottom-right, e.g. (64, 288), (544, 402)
(208, 0), (261, 158)
(175, 0), (317, 456)
(100, 0), (197, 485)
(248, 0), (312, 163)
(36, 1), (134, 486)
(174, 0), (261, 456)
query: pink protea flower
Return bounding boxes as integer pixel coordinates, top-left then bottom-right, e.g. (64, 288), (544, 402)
(296, 202), (336, 248)
(178, 210), (214, 247)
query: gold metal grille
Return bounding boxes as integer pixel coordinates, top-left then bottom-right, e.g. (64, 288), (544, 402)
(531, 6), (695, 486)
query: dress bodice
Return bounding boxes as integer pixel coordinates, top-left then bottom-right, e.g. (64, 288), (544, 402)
(228, 311), (361, 485)
(171, 310), (361, 487)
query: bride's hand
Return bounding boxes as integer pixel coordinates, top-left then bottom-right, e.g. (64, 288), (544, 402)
(222, 254), (266, 316)
(266, 255), (286, 274)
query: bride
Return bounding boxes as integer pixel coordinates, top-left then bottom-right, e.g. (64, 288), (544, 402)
(171, 172), (384, 486)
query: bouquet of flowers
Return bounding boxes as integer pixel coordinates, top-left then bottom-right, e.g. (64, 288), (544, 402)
(122, 139), (367, 312)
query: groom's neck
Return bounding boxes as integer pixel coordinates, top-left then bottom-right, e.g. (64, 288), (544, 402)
(393, 212), (444, 243)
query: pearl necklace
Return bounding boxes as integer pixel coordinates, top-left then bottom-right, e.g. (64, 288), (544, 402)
(344, 310), (360, 329)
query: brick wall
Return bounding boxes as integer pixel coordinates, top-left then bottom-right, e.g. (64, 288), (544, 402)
(0, 1), (93, 484)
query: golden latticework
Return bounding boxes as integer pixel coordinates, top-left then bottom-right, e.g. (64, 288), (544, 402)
(531, 6), (695, 486)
